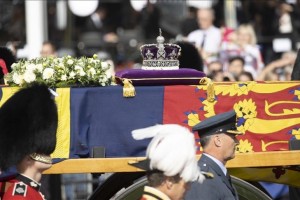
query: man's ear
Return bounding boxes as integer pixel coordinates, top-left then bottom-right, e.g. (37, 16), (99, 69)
(165, 178), (174, 189)
(213, 135), (222, 147)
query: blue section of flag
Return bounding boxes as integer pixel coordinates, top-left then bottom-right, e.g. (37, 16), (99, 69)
(70, 86), (164, 158)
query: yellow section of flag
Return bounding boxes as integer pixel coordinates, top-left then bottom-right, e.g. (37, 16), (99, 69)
(0, 87), (20, 107)
(0, 86), (71, 158)
(51, 88), (71, 158)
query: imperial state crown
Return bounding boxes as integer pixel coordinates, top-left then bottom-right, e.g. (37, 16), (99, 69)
(140, 29), (181, 70)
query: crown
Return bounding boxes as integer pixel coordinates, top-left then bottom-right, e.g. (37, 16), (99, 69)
(140, 29), (181, 70)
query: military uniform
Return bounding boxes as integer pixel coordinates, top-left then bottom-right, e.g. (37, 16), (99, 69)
(140, 186), (171, 200)
(0, 174), (45, 200)
(185, 154), (238, 200)
(185, 110), (242, 200)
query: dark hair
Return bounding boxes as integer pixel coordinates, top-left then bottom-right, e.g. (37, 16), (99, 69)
(199, 135), (212, 148)
(228, 56), (245, 66)
(238, 71), (254, 81)
(175, 41), (203, 71)
(147, 170), (181, 187)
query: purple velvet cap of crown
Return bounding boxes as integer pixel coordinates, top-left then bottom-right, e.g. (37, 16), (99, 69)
(140, 44), (181, 60)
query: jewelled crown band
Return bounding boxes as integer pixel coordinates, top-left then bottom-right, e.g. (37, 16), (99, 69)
(140, 28), (181, 70)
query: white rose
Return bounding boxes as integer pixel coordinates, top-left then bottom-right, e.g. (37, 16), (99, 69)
(79, 70), (86, 76)
(74, 65), (83, 71)
(23, 70), (36, 83)
(12, 73), (23, 84)
(105, 68), (113, 79)
(43, 68), (54, 80)
(69, 71), (76, 79)
(26, 63), (36, 72)
(36, 64), (43, 72)
(58, 63), (65, 69)
(53, 58), (59, 63)
(101, 62), (109, 70)
(61, 74), (67, 81)
(88, 68), (96, 77)
(11, 63), (17, 69)
(101, 76), (108, 82)
(67, 59), (74, 65)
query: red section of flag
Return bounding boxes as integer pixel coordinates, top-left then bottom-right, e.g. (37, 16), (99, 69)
(162, 84), (300, 153)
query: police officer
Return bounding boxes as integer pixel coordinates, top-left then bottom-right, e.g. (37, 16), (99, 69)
(185, 110), (242, 200)
(0, 84), (58, 199)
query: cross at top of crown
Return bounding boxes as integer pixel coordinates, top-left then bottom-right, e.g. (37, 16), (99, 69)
(156, 28), (165, 45)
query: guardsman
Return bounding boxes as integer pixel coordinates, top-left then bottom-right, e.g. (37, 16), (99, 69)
(0, 84), (58, 199)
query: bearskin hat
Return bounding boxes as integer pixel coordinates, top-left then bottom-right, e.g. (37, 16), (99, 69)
(0, 47), (16, 83)
(0, 84), (58, 170)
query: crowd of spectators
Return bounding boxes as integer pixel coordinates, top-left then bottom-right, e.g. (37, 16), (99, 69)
(1, 0), (300, 83)
(1, 1), (300, 199)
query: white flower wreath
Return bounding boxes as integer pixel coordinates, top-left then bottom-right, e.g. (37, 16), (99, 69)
(5, 54), (112, 87)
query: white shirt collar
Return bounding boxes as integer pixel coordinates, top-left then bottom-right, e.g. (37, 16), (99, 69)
(203, 153), (227, 175)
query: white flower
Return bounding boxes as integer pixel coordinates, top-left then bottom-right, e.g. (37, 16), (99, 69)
(6, 55), (111, 87)
(69, 71), (76, 79)
(53, 58), (58, 62)
(58, 63), (65, 69)
(26, 64), (36, 72)
(12, 73), (23, 84)
(61, 74), (67, 81)
(43, 68), (55, 80)
(36, 64), (43, 72)
(101, 76), (108, 82)
(67, 59), (74, 65)
(75, 65), (83, 71)
(79, 70), (86, 76)
(101, 62), (109, 70)
(87, 68), (96, 77)
(105, 68), (113, 79)
(23, 70), (36, 83)
(11, 63), (17, 69)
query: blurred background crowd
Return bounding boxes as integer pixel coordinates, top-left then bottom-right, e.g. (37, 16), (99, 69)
(1, 0), (300, 83)
(0, 0), (299, 199)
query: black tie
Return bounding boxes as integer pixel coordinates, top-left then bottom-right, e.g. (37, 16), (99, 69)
(226, 173), (238, 198)
(226, 173), (233, 187)
(201, 33), (206, 48)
